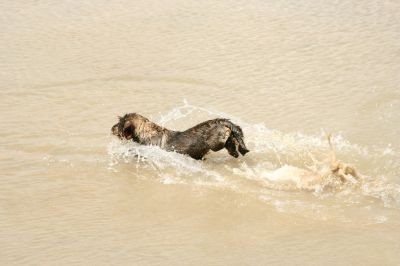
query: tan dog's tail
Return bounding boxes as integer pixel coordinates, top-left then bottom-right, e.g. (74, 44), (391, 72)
(326, 133), (340, 172)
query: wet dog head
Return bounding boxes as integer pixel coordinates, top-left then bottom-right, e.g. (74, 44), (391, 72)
(225, 134), (249, 158)
(231, 125), (250, 156)
(111, 113), (149, 140)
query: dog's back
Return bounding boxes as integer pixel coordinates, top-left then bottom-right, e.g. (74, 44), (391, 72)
(166, 119), (249, 159)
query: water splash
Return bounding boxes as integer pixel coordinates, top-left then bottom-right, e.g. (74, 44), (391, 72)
(107, 101), (400, 222)
(107, 138), (224, 186)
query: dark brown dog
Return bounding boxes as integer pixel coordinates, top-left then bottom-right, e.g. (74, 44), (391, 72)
(111, 113), (249, 160)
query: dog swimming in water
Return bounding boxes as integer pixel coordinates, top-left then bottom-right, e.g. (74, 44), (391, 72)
(326, 133), (361, 183)
(111, 113), (249, 160)
(258, 133), (362, 190)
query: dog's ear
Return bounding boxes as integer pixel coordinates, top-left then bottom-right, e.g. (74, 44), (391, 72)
(123, 120), (134, 140)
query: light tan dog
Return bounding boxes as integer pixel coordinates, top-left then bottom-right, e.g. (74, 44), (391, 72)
(326, 133), (360, 184)
(259, 133), (361, 190)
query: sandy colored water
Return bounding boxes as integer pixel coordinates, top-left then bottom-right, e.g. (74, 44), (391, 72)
(1, 1), (400, 265)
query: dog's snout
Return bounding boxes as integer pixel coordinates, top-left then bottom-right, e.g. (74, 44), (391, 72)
(239, 147), (250, 156)
(111, 124), (119, 136)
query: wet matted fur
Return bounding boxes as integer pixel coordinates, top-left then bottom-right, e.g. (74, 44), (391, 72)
(111, 113), (249, 160)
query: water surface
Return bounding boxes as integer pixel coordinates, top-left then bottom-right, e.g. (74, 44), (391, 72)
(1, 1), (400, 265)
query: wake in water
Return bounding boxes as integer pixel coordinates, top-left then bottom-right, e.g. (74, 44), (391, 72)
(107, 101), (400, 221)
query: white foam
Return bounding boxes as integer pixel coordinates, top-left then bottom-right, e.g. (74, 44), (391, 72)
(107, 101), (400, 221)
(107, 137), (223, 185)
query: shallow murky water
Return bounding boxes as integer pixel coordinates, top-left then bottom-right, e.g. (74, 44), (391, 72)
(1, 1), (400, 265)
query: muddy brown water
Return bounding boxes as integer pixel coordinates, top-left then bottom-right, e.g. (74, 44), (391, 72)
(1, 1), (400, 265)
